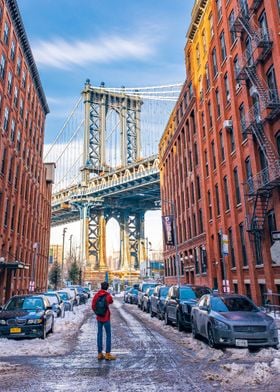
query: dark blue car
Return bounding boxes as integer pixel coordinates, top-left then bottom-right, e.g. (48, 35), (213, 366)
(0, 294), (54, 339)
(150, 285), (170, 319)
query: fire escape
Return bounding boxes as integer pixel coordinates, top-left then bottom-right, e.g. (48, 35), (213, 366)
(232, 3), (280, 245)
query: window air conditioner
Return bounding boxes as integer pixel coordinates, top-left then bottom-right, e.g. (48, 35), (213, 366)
(223, 120), (233, 129)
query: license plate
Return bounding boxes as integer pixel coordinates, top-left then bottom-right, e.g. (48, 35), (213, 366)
(235, 339), (248, 347)
(10, 327), (21, 333)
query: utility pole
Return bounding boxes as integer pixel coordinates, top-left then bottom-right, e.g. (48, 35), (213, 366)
(62, 227), (67, 286)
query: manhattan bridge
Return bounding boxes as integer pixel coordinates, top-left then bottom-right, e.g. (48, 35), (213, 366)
(45, 80), (182, 282)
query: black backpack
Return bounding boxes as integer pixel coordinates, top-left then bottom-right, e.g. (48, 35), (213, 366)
(94, 294), (108, 316)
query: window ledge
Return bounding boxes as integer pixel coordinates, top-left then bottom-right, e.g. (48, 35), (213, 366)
(231, 267), (237, 271)
(242, 266), (249, 270)
(236, 202), (242, 208)
(256, 264), (264, 268)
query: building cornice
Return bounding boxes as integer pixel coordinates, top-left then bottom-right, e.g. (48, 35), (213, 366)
(6, 0), (49, 115)
(186, 0), (209, 42)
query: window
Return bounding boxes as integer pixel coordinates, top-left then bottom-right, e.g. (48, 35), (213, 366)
(228, 123), (235, 152)
(199, 209), (204, 233)
(193, 214), (197, 236)
(219, 130), (225, 161)
(194, 142), (198, 165)
(245, 284), (251, 299)
(191, 182), (194, 204)
(228, 228), (236, 268)
(224, 176), (230, 210)
(196, 44), (200, 67)
(205, 63), (210, 91)
(195, 248), (200, 274)
(202, 29), (206, 53)
(208, 191), (212, 220)
(205, 150), (209, 176)
(215, 88), (221, 117)
(215, 184), (220, 215)
(211, 140), (216, 169)
(10, 40), (15, 61)
(201, 247), (207, 273)
(11, 205), (15, 231)
(10, 119), (15, 142)
(220, 31), (227, 61)
(216, 0), (222, 20)
(17, 130), (21, 152)
(239, 103), (247, 139)
(239, 223), (248, 266)
(276, 133), (280, 156)
(266, 66), (278, 104)
(258, 11), (269, 41)
(239, 0), (249, 18)
(1, 148), (7, 174)
(4, 198), (9, 227)
(245, 156), (253, 193)
(14, 86), (18, 107)
(201, 111), (205, 137)
(233, 167), (241, 204)
(22, 71), (26, 88)
(0, 54), (6, 79)
(267, 209), (277, 245)
(233, 283), (238, 294)
(189, 150), (192, 171)
(229, 10), (237, 44)
(7, 72), (13, 94)
(196, 176), (201, 199)
(233, 55), (240, 80)
(16, 57), (21, 76)
(212, 48), (218, 77)
(224, 73), (230, 104)
(245, 37), (253, 66)
(3, 22), (9, 45)
(20, 99), (23, 117)
(3, 107), (9, 131)
(209, 14), (214, 38)
(8, 157), (13, 182)
(208, 100), (213, 127)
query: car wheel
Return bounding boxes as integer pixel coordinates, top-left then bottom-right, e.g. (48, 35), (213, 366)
(150, 308), (155, 318)
(207, 325), (217, 348)
(191, 318), (198, 338)
(176, 313), (183, 332)
(49, 319), (55, 334)
(41, 324), (47, 340)
(164, 312), (171, 325)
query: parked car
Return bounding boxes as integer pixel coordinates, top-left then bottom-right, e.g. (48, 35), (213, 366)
(57, 290), (74, 311)
(83, 287), (91, 298)
(0, 294), (54, 339)
(164, 285), (212, 331)
(191, 294), (279, 348)
(69, 285), (88, 304)
(43, 292), (65, 318)
(138, 282), (158, 310)
(127, 288), (139, 305)
(142, 288), (155, 313)
(64, 287), (80, 306)
(123, 286), (132, 303)
(150, 285), (170, 319)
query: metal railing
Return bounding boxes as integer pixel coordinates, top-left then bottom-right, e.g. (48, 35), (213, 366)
(263, 293), (280, 317)
(245, 160), (280, 195)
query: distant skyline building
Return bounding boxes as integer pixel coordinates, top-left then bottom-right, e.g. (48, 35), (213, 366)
(0, 0), (54, 303)
(160, 0), (280, 305)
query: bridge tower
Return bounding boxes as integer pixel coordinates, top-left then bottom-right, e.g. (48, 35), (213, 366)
(77, 80), (144, 283)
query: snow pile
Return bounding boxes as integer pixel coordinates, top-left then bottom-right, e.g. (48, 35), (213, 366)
(0, 362), (20, 373)
(0, 303), (92, 357)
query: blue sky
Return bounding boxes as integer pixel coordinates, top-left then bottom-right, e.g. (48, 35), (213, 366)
(18, 0), (195, 144)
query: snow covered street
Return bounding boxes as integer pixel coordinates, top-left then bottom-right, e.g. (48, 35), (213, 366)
(0, 298), (279, 391)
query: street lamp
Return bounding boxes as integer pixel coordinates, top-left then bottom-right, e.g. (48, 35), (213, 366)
(62, 227), (67, 286)
(69, 234), (73, 258)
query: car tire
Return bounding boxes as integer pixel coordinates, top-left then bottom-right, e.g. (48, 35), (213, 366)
(191, 318), (198, 338)
(176, 313), (183, 332)
(150, 309), (155, 318)
(164, 312), (171, 325)
(49, 319), (54, 334)
(207, 325), (217, 348)
(41, 324), (47, 340)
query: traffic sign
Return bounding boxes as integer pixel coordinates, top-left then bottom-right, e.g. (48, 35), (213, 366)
(272, 231), (280, 241)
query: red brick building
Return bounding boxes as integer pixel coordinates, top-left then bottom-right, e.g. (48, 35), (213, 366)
(0, 0), (54, 304)
(159, 0), (280, 305)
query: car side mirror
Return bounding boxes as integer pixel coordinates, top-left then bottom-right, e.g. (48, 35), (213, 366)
(46, 306), (53, 310)
(171, 295), (177, 300)
(0, 306), (2, 311)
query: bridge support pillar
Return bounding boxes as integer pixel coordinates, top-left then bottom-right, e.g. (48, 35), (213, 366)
(120, 212), (131, 271)
(138, 211), (146, 266)
(88, 209), (107, 271)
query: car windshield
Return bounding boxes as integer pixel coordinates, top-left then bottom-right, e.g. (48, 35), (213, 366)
(5, 297), (44, 311)
(142, 283), (156, 292)
(180, 288), (196, 300)
(44, 295), (58, 305)
(58, 292), (69, 301)
(160, 287), (169, 297)
(211, 297), (258, 312)
(148, 288), (155, 296)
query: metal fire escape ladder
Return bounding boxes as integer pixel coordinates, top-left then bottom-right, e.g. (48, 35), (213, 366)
(249, 191), (270, 235)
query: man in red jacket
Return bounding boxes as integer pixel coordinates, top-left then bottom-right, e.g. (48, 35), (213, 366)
(92, 281), (116, 360)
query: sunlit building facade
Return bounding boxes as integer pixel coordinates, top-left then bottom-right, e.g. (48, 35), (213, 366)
(160, 0), (280, 305)
(0, 0), (53, 304)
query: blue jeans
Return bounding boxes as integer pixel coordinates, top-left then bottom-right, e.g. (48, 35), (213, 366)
(97, 321), (111, 353)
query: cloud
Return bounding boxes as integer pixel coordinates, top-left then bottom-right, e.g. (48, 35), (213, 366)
(32, 34), (156, 70)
